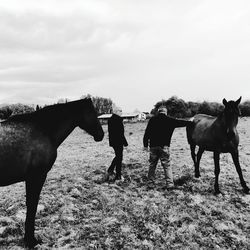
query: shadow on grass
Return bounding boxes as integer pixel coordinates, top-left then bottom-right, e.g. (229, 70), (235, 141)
(93, 163), (197, 193)
(174, 173), (193, 186)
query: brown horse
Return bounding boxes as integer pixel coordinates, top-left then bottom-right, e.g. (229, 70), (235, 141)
(186, 97), (249, 194)
(0, 98), (104, 248)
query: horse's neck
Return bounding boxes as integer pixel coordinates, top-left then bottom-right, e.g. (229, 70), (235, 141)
(37, 107), (77, 148)
(52, 119), (76, 147)
(217, 112), (238, 132)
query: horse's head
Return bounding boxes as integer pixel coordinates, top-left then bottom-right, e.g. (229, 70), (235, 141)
(77, 98), (104, 142)
(222, 97), (241, 139)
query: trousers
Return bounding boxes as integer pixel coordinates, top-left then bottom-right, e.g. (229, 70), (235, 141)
(108, 146), (123, 179)
(148, 146), (173, 186)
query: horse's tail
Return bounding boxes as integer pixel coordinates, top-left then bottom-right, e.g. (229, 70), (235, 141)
(186, 117), (195, 145)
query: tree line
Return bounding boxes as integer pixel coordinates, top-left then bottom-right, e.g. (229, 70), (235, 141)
(0, 104), (35, 120)
(1, 95), (250, 120)
(152, 96), (250, 118)
(80, 94), (114, 115)
(0, 95), (116, 120)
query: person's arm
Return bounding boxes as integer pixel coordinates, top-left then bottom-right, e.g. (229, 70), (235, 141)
(108, 118), (113, 146)
(143, 119), (151, 148)
(169, 116), (193, 128)
(121, 123), (128, 146)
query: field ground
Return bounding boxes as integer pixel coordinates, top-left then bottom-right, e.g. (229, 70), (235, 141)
(0, 118), (250, 249)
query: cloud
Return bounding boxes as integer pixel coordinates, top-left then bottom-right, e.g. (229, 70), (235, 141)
(0, 0), (250, 111)
(0, 1), (143, 83)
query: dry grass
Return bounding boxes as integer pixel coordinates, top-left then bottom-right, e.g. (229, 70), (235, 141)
(0, 118), (250, 249)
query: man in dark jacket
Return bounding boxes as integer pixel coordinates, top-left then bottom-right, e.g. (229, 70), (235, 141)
(143, 106), (192, 189)
(108, 109), (128, 181)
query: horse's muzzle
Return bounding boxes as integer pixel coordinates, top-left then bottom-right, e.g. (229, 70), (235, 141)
(226, 128), (236, 140)
(94, 131), (104, 141)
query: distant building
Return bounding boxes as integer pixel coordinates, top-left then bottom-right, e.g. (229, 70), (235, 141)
(137, 112), (147, 121)
(98, 111), (148, 124)
(121, 113), (139, 122)
(98, 113), (145, 123)
(98, 114), (112, 124)
(142, 112), (151, 119)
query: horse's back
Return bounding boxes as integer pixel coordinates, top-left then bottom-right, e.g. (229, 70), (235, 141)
(192, 114), (215, 124)
(187, 114), (216, 147)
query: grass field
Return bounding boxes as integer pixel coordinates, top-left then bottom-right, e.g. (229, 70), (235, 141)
(0, 118), (250, 249)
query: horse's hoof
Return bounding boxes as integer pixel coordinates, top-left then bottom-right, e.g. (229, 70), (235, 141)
(243, 187), (249, 194)
(24, 236), (41, 248)
(195, 174), (200, 178)
(214, 190), (222, 196)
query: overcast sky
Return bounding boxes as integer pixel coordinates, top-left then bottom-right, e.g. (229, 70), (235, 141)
(0, 0), (250, 112)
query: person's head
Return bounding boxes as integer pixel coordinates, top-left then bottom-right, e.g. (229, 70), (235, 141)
(112, 106), (122, 116)
(157, 106), (168, 115)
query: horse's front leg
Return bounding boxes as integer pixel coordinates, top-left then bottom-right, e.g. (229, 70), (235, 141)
(231, 150), (249, 194)
(24, 173), (47, 248)
(214, 152), (221, 194)
(195, 147), (204, 178)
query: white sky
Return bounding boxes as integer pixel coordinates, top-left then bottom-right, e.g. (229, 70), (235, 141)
(0, 0), (250, 112)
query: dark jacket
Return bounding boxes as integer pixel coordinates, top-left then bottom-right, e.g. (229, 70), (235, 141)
(108, 114), (128, 147)
(143, 114), (192, 147)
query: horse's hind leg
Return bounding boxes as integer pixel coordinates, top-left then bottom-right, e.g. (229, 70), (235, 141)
(24, 173), (47, 248)
(195, 147), (204, 178)
(190, 144), (196, 165)
(231, 150), (249, 194)
(190, 144), (198, 177)
(214, 152), (221, 194)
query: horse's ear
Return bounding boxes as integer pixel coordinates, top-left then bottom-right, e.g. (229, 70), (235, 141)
(222, 98), (227, 106)
(236, 96), (242, 105)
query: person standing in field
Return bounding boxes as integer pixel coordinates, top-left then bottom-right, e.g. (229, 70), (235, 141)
(107, 108), (128, 181)
(143, 106), (193, 189)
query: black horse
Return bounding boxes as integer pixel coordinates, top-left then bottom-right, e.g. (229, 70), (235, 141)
(186, 97), (249, 194)
(0, 98), (104, 247)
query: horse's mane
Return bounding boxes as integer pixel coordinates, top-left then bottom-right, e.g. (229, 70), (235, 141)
(5, 111), (35, 122)
(217, 111), (224, 119)
(6, 99), (90, 124)
(3, 99), (92, 136)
